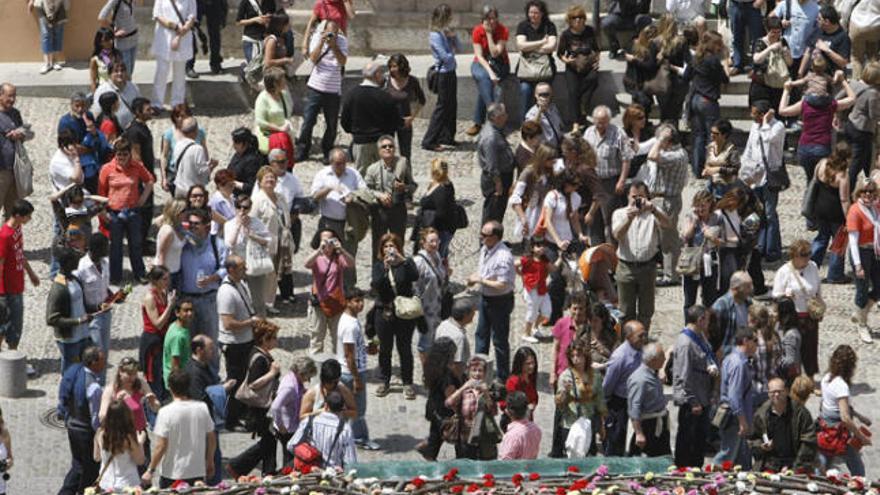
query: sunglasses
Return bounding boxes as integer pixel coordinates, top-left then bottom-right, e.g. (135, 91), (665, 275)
(570, 15), (586, 20)
(537, 92), (551, 98)
(190, 193), (206, 198)
(238, 204), (252, 210)
(189, 220), (206, 226)
(380, 144), (396, 149)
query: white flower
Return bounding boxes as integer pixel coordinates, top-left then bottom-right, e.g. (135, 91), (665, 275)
(806, 482), (819, 493)
(769, 475), (781, 482)
(735, 481), (747, 492)
(736, 472), (748, 481)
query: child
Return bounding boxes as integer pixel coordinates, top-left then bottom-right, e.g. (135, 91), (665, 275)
(336, 287), (379, 450)
(49, 183), (108, 238)
(515, 236), (554, 343)
(748, 303), (780, 403)
(787, 52), (842, 108)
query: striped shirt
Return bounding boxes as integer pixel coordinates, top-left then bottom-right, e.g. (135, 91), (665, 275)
(307, 31), (348, 95)
(289, 412), (357, 468)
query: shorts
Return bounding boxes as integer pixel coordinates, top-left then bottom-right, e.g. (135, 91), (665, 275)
(522, 287), (551, 323)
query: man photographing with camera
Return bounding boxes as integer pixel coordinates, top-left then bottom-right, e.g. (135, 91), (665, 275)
(305, 228), (355, 356)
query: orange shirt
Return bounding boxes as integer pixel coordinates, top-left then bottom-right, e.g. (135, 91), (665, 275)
(98, 158), (154, 211)
(846, 203), (875, 246)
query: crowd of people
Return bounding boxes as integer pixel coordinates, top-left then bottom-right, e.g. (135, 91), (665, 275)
(1, 0), (879, 491)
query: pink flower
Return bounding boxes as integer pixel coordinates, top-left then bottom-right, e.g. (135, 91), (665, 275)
(596, 465), (609, 478)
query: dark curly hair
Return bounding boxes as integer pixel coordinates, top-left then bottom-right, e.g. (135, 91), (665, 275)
(828, 345), (857, 384)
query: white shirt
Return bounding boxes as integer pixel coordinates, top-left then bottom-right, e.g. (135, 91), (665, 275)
(74, 255), (111, 308)
(151, 0), (197, 61)
(543, 190), (581, 244)
(275, 171), (304, 213)
(739, 119), (786, 188)
(309, 166), (366, 221)
(154, 223), (185, 273)
(612, 207), (662, 263)
(49, 149), (79, 192)
(217, 277), (255, 344)
(772, 261), (821, 314)
(172, 137), (210, 196)
(337, 312), (367, 375)
(153, 399), (213, 480)
(435, 318), (470, 364)
(820, 374), (850, 419)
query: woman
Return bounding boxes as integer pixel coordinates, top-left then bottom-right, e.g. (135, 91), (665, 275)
(93, 399), (145, 491)
(416, 337), (461, 461)
(810, 142), (851, 283)
(415, 159), (456, 258)
(846, 178), (880, 344)
(251, 166), (292, 315)
(514, 121), (543, 176)
(228, 128), (266, 196)
(209, 169), (237, 236)
(225, 194), (272, 315)
(749, 17), (792, 112)
(423, 4), (460, 151)
(510, 143), (556, 243)
(818, 345), (872, 476)
(747, 304), (779, 405)
(371, 233), (421, 400)
(715, 187), (753, 294)
(236, 0), (277, 63)
(30, 0), (67, 74)
(466, 5), (509, 136)
(386, 54), (426, 160)
(684, 31), (732, 177)
(561, 135), (603, 245)
(623, 23), (659, 115)
(776, 296), (802, 384)
(47, 246), (95, 374)
(0, 407), (12, 494)
(680, 190), (722, 315)
(90, 28), (120, 94)
(542, 169), (588, 323)
(702, 119), (742, 199)
(772, 240), (821, 381)
(254, 67), (294, 160)
(414, 228), (448, 363)
(262, 12), (295, 73)
(515, 1), (557, 120)
(556, 5), (599, 127)
(96, 92), (122, 144)
(844, 62), (880, 188)
(99, 356), (159, 471)
(445, 355), (499, 460)
(154, 199), (186, 289)
(622, 104), (655, 180)
(186, 184), (210, 212)
(789, 374), (814, 406)
(270, 356), (317, 465)
(228, 320), (282, 477)
(140, 266), (176, 401)
(160, 104), (209, 195)
(501, 346), (538, 431)
(588, 302), (617, 370)
(655, 14), (691, 126)
(552, 338), (607, 457)
(150, 0), (197, 108)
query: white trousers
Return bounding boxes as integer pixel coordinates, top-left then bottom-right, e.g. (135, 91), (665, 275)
(152, 58), (187, 106)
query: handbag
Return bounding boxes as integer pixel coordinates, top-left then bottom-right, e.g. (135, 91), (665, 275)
(711, 402), (732, 429)
(246, 239), (274, 276)
(292, 415), (347, 471)
(234, 352), (276, 409)
(643, 62), (671, 96)
(759, 133), (789, 191)
(13, 141), (33, 199)
(817, 418), (850, 456)
(168, 0), (207, 56)
(516, 51), (553, 82)
(441, 414), (461, 443)
(427, 65), (440, 94)
(563, 369), (592, 457)
(532, 190), (555, 237)
(801, 177), (820, 220)
(243, 36), (270, 89)
(763, 47), (790, 89)
(790, 263), (826, 320)
(677, 243), (704, 276)
(452, 203), (469, 230)
(388, 267), (424, 320)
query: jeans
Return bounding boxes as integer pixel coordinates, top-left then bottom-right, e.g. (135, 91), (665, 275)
(223, 341), (254, 427)
(471, 61), (507, 125)
(438, 230), (454, 260)
(728, 0), (764, 69)
(191, 293), (220, 372)
(603, 396), (628, 456)
(853, 247), (880, 308)
(341, 371), (370, 443)
(296, 87), (341, 161)
(810, 220), (846, 280)
(689, 94), (721, 177)
(109, 209), (145, 283)
(755, 186), (781, 261)
(562, 68), (599, 127)
(38, 16), (64, 54)
(56, 338), (93, 378)
(396, 127), (414, 160)
(0, 293), (23, 347)
(796, 143), (830, 184)
(422, 71), (458, 148)
(819, 444), (866, 477)
(714, 419), (752, 469)
(846, 121), (874, 188)
(475, 293), (514, 381)
(243, 41), (258, 63)
(674, 404), (710, 467)
(59, 424), (98, 495)
(118, 45), (137, 75)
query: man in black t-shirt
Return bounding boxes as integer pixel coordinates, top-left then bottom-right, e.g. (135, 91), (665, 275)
(799, 5), (850, 75)
(125, 97), (157, 250)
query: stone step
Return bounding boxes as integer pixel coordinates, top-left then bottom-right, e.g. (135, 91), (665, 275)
(617, 91), (753, 120)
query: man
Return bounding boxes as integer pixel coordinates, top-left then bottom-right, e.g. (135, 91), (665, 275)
(739, 102), (787, 264)
(0, 200), (39, 371)
(477, 103), (515, 225)
(749, 378), (817, 470)
(91, 60), (141, 129)
(125, 97), (158, 247)
(295, 20), (348, 164)
(364, 135), (417, 259)
(185, 0), (225, 77)
(173, 117), (218, 198)
(584, 105), (634, 242)
(74, 234), (113, 382)
(142, 370), (216, 489)
(673, 305), (720, 467)
(612, 181), (670, 328)
(600, 0), (651, 60)
(164, 299), (195, 388)
(468, 221), (515, 380)
(727, 0), (765, 74)
(712, 271), (753, 357)
(217, 255), (259, 430)
(48, 246), (97, 374)
(299, 358), (358, 419)
(498, 391), (542, 460)
(602, 320), (647, 456)
(56, 93), (103, 194)
(289, 390), (357, 469)
(523, 82), (565, 148)
(802, 5), (850, 73)
(340, 60), (402, 174)
(714, 327), (757, 469)
(435, 298), (476, 378)
(0, 83), (33, 215)
(773, 0), (820, 74)
(627, 342), (670, 457)
(337, 287), (380, 450)
(305, 228), (354, 355)
(97, 137), (154, 284)
(647, 125), (689, 287)
(57, 346), (105, 495)
(180, 208), (227, 366)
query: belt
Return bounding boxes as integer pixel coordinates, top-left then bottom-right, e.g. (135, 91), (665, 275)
(482, 292), (514, 300)
(640, 410), (669, 436)
(118, 28), (138, 39)
(620, 259), (654, 267)
(182, 289), (218, 298)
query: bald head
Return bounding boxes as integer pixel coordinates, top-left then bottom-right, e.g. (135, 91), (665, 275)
(0, 83), (14, 96)
(180, 117), (198, 136)
(624, 320), (647, 349)
(363, 60), (386, 83)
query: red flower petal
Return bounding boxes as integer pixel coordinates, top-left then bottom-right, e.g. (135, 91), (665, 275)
(483, 474), (495, 481)
(512, 473), (524, 486)
(571, 479), (588, 490)
(483, 480), (495, 488)
(568, 466), (580, 473)
(280, 466), (293, 475)
(529, 473), (541, 481)
(721, 461), (733, 471)
(451, 485), (464, 494)
(555, 487), (566, 495)
(300, 465), (313, 475)
(467, 483), (480, 492)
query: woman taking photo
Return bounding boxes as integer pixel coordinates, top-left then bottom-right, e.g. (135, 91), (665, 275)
(93, 399), (145, 491)
(254, 67), (294, 160)
(422, 4), (460, 152)
(228, 128), (266, 196)
(159, 104), (209, 195)
(414, 228), (448, 364)
(140, 266), (177, 401)
(846, 178), (880, 344)
(818, 345), (872, 476)
(510, 143), (557, 244)
(227, 320), (282, 477)
(466, 5), (509, 137)
(542, 169), (588, 322)
(556, 5), (599, 128)
(445, 355), (500, 460)
(415, 159), (457, 258)
(515, 0), (557, 120)
(371, 233), (422, 400)
(251, 166), (292, 316)
(680, 190), (722, 315)
(684, 31), (732, 177)
(622, 104), (654, 180)
(844, 62), (880, 187)
(810, 143), (851, 284)
(386, 54), (426, 160)
(551, 339), (606, 457)
(749, 17), (792, 112)
(225, 194), (273, 316)
(416, 338), (461, 461)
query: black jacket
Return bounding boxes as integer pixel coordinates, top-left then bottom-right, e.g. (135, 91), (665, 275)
(340, 84), (403, 144)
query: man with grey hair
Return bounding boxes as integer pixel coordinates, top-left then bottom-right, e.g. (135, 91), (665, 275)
(712, 271), (753, 357)
(524, 82), (565, 148)
(91, 59), (140, 129)
(341, 60), (402, 174)
(584, 105), (634, 242)
(434, 297), (477, 377)
(172, 117), (218, 198)
(627, 341), (670, 457)
(477, 103), (515, 224)
(647, 124), (689, 286)
(602, 319), (647, 455)
(0, 83), (33, 215)
(364, 134), (417, 259)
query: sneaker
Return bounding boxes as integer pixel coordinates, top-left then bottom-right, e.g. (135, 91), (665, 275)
(52, 63), (64, 71)
(186, 68), (200, 79)
(858, 325), (873, 344)
(532, 328), (552, 340)
(266, 306), (281, 316)
(358, 439), (381, 450)
(375, 383), (390, 397)
(521, 335), (539, 344)
(39, 64), (52, 75)
(465, 124), (481, 136)
(25, 364), (36, 377)
(404, 385), (416, 400)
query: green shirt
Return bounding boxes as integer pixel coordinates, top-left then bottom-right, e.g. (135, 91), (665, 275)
(163, 322), (191, 388)
(556, 368), (608, 429)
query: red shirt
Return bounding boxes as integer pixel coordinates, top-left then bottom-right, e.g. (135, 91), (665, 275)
(520, 256), (549, 294)
(99, 119), (119, 140)
(98, 158), (154, 211)
(0, 224), (24, 295)
(506, 374), (539, 408)
(313, 0), (350, 33)
(472, 23), (509, 65)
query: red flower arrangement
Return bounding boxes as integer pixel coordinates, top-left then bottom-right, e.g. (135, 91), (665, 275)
(721, 461), (734, 471)
(511, 473), (524, 486)
(529, 473), (541, 481)
(466, 483), (480, 492)
(280, 466), (294, 476)
(410, 477), (426, 489)
(567, 466), (580, 473)
(444, 468), (459, 482)
(450, 485), (464, 493)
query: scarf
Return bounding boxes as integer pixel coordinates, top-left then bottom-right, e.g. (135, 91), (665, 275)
(857, 202), (880, 256)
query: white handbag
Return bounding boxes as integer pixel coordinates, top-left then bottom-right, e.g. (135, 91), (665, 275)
(563, 369), (593, 458)
(246, 239), (274, 276)
(13, 142), (33, 199)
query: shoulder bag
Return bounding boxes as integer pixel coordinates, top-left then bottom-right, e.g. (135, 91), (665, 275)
(13, 141), (33, 199)
(246, 237), (275, 276)
(452, 202), (469, 230)
(643, 61), (671, 96)
(312, 257), (346, 318)
(790, 263), (826, 320)
(388, 265), (423, 320)
(564, 369), (593, 458)
(763, 46), (790, 89)
(516, 51), (553, 82)
(168, 0), (207, 56)
(760, 132), (789, 191)
(244, 35), (273, 89)
(677, 239), (704, 276)
(801, 177), (820, 220)
(234, 351), (276, 409)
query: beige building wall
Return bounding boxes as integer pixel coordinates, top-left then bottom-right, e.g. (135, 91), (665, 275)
(0, 0), (104, 62)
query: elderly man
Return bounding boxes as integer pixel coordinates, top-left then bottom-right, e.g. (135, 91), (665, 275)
(712, 271), (753, 357)
(268, 149), (305, 295)
(648, 124), (689, 287)
(58, 346), (105, 495)
(295, 20), (348, 164)
(627, 342), (670, 457)
(478, 103), (515, 225)
(289, 390), (357, 469)
(715, 327), (757, 469)
(434, 298), (476, 378)
(0, 83), (33, 214)
(91, 60), (140, 129)
(341, 60), (402, 174)
(612, 181), (670, 328)
(602, 320), (647, 456)
(364, 135), (417, 260)
(584, 105), (634, 242)
(468, 221), (515, 380)
(673, 305), (719, 467)
(749, 377), (817, 471)
(524, 82), (565, 148)
(173, 117), (218, 198)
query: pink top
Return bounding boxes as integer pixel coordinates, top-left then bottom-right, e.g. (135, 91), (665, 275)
(124, 390), (147, 431)
(498, 420), (542, 460)
(799, 99), (837, 147)
(551, 316), (578, 377)
(311, 254), (351, 300)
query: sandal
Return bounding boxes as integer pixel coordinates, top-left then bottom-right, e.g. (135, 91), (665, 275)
(375, 383), (390, 397)
(404, 385), (416, 400)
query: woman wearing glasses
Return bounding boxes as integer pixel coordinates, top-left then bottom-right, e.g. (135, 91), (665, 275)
(846, 178), (880, 344)
(556, 5), (599, 128)
(224, 194), (272, 316)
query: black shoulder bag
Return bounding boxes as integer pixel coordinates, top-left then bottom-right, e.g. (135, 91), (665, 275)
(168, 0), (208, 56)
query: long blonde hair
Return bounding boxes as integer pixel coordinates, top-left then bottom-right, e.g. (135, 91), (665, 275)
(160, 199), (186, 227)
(632, 24), (658, 59)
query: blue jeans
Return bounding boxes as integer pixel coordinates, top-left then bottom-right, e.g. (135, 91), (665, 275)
(689, 94), (720, 177)
(728, 0), (764, 69)
(475, 292), (514, 380)
(243, 41), (257, 63)
(853, 247), (880, 308)
(109, 209), (145, 283)
(819, 444), (865, 477)
(519, 80), (538, 121)
(295, 87), (341, 160)
(438, 230), (453, 260)
(471, 61), (507, 125)
(340, 371), (370, 443)
(796, 143), (830, 184)
(755, 186), (781, 261)
(0, 293), (23, 347)
(810, 220), (846, 280)
(38, 16), (64, 54)
(118, 45), (137, 75)
(57, 338), (93, 375)
(89, 311), (112, 383)
(713, 419), (752, 469)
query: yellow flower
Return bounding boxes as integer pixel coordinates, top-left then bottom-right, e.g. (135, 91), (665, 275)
(645, 472), (655, 481)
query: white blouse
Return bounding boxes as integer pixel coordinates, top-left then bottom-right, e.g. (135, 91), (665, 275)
(154, 224), (186, 273)
(151, 0), (197, 61)
(772, 261), (821, 313)
(543, 190), (582, 244)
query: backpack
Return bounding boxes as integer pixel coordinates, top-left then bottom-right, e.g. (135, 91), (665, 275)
(292, 415), (347, 472)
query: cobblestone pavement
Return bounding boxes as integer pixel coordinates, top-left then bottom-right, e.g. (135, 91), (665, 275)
(1, 97), (878, 492)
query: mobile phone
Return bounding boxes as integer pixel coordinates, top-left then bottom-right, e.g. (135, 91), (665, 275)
(634, 198), (643, 210)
